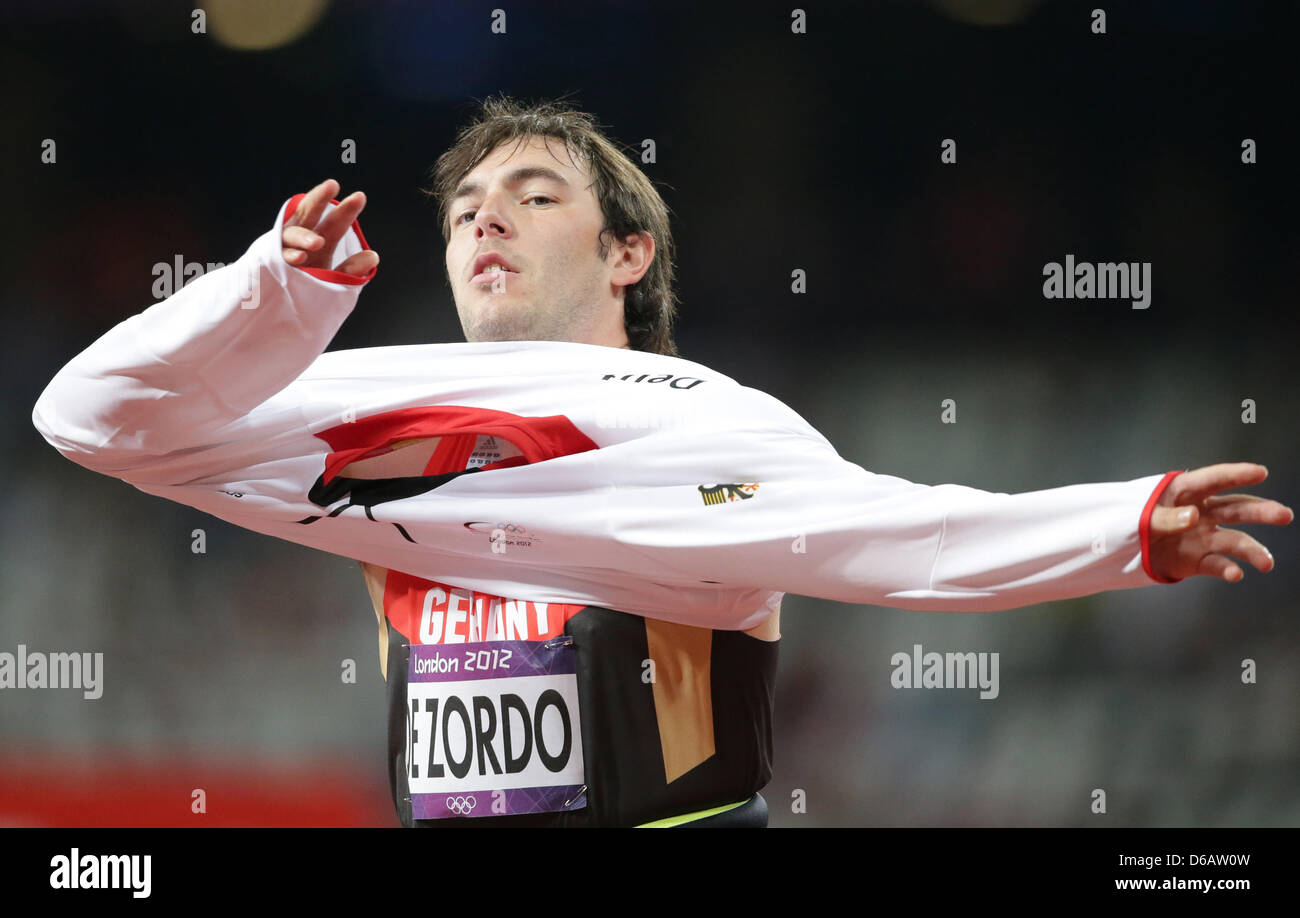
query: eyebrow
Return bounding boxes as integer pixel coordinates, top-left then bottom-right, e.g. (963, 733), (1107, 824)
(448, 166), (573, 214)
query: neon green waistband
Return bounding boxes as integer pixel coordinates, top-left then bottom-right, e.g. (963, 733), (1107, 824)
(634, 797), (749, 828)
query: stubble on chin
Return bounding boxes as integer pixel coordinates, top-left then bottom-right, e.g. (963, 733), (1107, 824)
(460, 298), (565, 344)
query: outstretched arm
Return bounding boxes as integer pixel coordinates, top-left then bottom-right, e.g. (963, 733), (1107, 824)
(591, 387), (1293, 620)
(1146, 462), (1292, 583)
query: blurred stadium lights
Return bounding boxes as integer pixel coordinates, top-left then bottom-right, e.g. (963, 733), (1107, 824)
(206, 0), (330, 51)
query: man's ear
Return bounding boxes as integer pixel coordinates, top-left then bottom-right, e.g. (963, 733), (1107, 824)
(612, 230), (655, 285)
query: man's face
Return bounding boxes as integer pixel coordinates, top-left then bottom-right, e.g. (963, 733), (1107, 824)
(444, 135), (648, 347)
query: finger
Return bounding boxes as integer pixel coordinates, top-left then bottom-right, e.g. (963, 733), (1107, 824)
(293, 178), (340, 231)
(1204, 495), (1296, 527)
(1169, 462), (1268, 504)
(1149, 504), (1199, 535)
(314, 191), (367, 248)
(285, 179), (329, 227)
(1198, 553), (1243, 583)
(1208, 527), (1276, 573)
(281, 225), (324, 251)
(337, 249), (379, 277)
(282, 247), (308, 265)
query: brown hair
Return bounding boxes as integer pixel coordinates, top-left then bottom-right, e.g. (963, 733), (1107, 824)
(423, 94), (679, 356)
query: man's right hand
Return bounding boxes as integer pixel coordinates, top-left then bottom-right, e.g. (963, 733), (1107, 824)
(282, 178), (379, 276)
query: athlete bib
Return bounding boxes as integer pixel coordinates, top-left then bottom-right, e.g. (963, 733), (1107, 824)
(403, 627), (587, 819)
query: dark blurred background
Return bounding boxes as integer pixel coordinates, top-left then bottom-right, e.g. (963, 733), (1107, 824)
(2, 0), (1296, 826)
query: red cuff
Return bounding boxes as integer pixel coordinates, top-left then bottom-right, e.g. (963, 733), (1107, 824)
(1140, 469), (1185, 584)
(282, 193), (378, 286)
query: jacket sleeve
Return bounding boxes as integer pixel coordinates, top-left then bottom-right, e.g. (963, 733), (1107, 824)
(595, 387), (1184, 612)
(31, 195), (376, 488)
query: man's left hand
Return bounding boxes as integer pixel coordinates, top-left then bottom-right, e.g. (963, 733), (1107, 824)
(1147, 462), (1293, 582)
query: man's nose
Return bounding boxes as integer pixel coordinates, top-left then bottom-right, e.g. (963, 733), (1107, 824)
(474, 197), (510, 238)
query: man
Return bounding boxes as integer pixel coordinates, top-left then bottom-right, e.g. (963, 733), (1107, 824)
(33, 97), (1292, 828)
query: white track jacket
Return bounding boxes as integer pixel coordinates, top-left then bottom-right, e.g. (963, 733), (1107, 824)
(32, 196), (1181, 631)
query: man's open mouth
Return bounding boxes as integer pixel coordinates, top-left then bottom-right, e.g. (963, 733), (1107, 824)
(471, 265), (520, 285)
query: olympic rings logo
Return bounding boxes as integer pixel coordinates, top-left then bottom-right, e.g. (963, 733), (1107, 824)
(445, 795), (478, 815)
(462, 521), (543, 542)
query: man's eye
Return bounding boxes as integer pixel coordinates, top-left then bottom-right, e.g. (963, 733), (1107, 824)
(455, 196), (552, 226)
